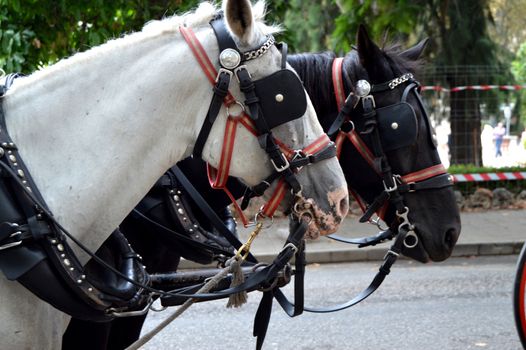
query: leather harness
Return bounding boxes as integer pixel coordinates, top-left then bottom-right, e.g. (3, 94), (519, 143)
(0, 15), (336, 325)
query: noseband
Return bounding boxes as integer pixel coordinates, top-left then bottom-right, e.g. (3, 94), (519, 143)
(329, 57), (453, 248)
(183, 16), (336, 223)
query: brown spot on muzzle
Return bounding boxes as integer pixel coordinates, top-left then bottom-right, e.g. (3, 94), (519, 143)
(302, 187), (349, 239)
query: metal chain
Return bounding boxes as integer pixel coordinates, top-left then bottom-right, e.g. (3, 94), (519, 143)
(388, 73), (414, 90)
(243, 35), (275, 61)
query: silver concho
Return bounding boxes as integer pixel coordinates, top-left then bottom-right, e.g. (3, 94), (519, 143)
(355, 79), (371, 97)
(219, 48), (241, 69)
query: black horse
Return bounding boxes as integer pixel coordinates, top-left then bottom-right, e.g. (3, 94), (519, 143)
(63, 26), (461, 349)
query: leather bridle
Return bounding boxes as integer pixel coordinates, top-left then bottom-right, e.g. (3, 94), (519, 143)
(327, 57), (454, 248)
(182, 16), (337, 225)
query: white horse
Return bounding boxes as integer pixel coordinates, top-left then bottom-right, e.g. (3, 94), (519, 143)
(0, 0), (348, 348)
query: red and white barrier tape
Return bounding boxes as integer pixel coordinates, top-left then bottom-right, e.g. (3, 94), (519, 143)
(422, 84), (526, 93)
(452, 172), (526, 183)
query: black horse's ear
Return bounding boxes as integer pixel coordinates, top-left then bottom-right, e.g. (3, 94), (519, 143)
(356, 24), (383, 68)
(399, 38), (429, 61)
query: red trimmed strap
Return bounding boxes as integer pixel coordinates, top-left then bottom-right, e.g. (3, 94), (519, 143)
(401, 164), (447, 183)
(261, 134), (332, 218)
(332, 57), (346, 110)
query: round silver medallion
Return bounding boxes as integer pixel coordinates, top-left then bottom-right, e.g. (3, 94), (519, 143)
(391, 122), (399, 130)
(219, 48), (241, 69)
(355, 79), (371, 97)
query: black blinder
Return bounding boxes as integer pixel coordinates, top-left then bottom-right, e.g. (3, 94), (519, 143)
(253, 70), (307, 130)
(376, 102), (417, 152)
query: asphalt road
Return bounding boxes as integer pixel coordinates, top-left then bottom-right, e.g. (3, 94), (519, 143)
(140, 255), (522, 350)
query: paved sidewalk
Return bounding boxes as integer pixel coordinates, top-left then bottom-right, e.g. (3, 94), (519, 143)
(179, 209), (525, 267)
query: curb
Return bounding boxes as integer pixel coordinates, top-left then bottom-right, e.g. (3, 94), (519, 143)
(178, 241), (524, 269)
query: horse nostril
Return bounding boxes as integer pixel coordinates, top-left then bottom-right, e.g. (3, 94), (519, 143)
(444, 228), (458, 249)
(338, 196), (349, 218)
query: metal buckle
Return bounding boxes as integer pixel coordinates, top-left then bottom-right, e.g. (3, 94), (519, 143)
(270, 153), (290, 172)
(0, 231), (23, 250)
(361, 95), (376, 109)
(383, 175), (401, 193)
(234, 65), (251, 83)
(282, 242), (298, 255)
(215, 68), (233, 83)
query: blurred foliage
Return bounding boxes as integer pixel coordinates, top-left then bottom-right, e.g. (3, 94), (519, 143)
(0, 0), (201, 73)
(512, 42), (526, 129)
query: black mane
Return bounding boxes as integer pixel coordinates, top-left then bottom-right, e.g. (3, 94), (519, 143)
(287, 45), (422, 130)
(288, 52), (339, 126)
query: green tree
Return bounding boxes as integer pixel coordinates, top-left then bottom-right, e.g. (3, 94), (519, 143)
(423, 0), (502, 165)
(0, 0), (200, 73)
(512, 42), (526, 130)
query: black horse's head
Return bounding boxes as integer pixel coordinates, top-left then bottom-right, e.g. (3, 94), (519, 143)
(289, 25), (461, 262)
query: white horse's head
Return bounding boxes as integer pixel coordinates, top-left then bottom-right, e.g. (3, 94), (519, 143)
(200, 0), (349, 237)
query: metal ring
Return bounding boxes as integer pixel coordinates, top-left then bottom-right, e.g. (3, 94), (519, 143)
(403, 231), (419, 249)
(252, 210), (274, 229)
(226, 101), (245, 119)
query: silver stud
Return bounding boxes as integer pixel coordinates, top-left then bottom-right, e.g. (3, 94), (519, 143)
(177, 208), (184, 215)
(0, 147), (4, 157)
(17, 169), (25, 177)
(355, 80), (371, 97)
(275, 94), (284, 102)
(182, 217), (187, 221)
(60, 254), (65, 258)
(175, 203), (180, 207)
(8, 143), (14, 147)
(169, 190), (175, 194)
(219, 48), (241, 69)
(8, 155), (16, 162)
(81, 274), (86, 279)
(57, 244), (64, 252)
(189, 228), (193, 233)
(50, 239), (58, 244)
(63, 259), (71, 266)
(177, 190), (181, 195)
(69, 267), (75, 271)
(193, 224), (198, 228)
(391, 122), (399, 130)
(88, 287), (93, 292)
(26, 187), (32, 192)
(22, 180), (27, 184)
(173, 195), (180, 201)
(1, 142), (7, 147)
(77, 279), (82, 284)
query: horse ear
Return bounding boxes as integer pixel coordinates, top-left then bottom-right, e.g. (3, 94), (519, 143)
(224, 0), (255, 44)
(399, 38), (429, 61)
(356, 24), (383, 68)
